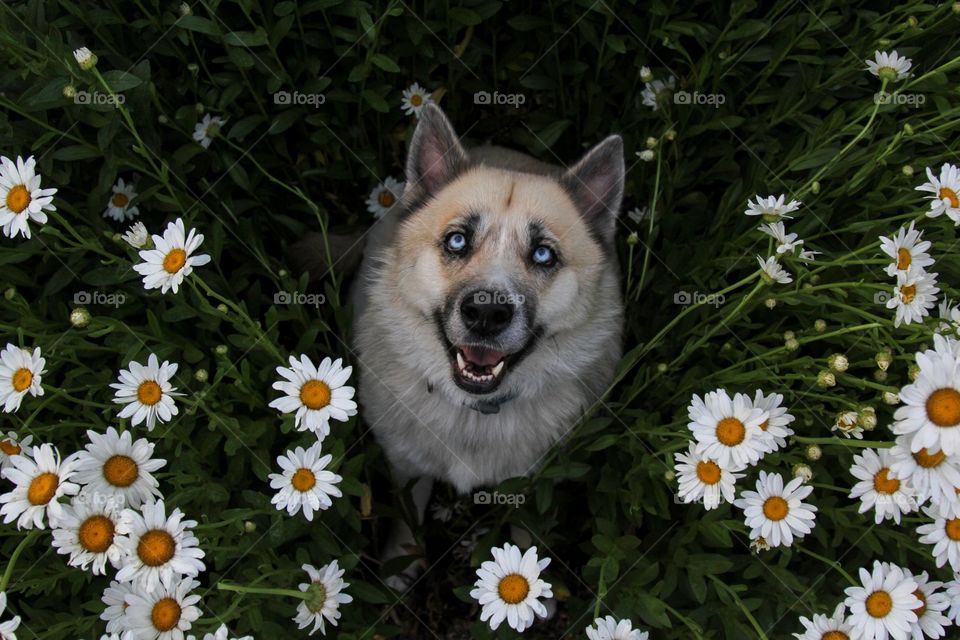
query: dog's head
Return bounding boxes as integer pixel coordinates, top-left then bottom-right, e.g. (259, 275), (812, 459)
(388, 105), (624, 407)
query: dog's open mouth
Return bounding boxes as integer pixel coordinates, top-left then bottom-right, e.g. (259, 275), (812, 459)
(447, 342), (533, 395)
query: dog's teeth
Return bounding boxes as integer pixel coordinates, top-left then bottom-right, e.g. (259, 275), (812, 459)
(492, 361), (505, 377)
(456, 352), (466, 371)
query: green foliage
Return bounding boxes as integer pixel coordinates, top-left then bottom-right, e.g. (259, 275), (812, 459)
(1, 0), (960, 638)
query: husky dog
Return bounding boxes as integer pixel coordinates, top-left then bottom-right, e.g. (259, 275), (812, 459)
(351, 104), (624, 570)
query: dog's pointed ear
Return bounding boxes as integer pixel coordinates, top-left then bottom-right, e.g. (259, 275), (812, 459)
(559, 135), (625, 246)
(404, 104), (468, 200)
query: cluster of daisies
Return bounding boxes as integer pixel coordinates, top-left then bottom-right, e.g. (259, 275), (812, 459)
(746, 194), (819, 285)
(675, 388), (817, 550)
(878, 161), (960, 328)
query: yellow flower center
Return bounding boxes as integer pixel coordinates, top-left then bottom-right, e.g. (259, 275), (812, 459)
(27, 472), (59, 505)
(151, 597), (182, 632)
(137, 380), (163, 406)
(822, 633), (849, 640)
(0, 439), (21, 456)
(896, 247), (912, 270)
(103, 454), (139, 487)
(300, 379), (331, 410)
(137, 529), (176, 567)
(6, 185), (30, 214)
(111, 193), (130, 208)
(12, 368), (33, 392)
(410, 94), (423, 106)
(378, 190), (396, 207)
(865, 590), (893, 618)
(696, 460), (721, 485)
(715, 417), (746, 446)
(497, 574), (530, 605)
(940, 186), (960, 209)
(946, 518), (960, 541)
(913, 448), (946, 468)
(913, 589), (927, 617)
(927, 388), (960, 427)
(872, 468), (899, 494)
(292, 468), (317, 492)
(759, 419), (769, 431)
(78, 514), (116, 553)
(762, 496), (789, 521)
(899, 284), (917, 304)
(163, 248), (187, 274)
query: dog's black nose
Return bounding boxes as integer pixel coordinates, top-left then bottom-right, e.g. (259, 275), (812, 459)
(461, 290), (514, 336)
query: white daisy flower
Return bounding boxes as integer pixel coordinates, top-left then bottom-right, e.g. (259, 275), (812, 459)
(687, 389), (768, 469)
(849, 448), (917, 524)
(470, 543), (553, 633)
(640, 76), (676, 111)
(268, 355), (357, 440)
(268, 441), (343, 521)
(101, 580), (137, 633)
(125, 575), (201, 640)
(937, 300), (960, 336)
(879, 221), (935, 278)
(0, 344), (45, 413)
(73, 46), (97, 69)
(893, 341), (960, 455)
(733, 471), (817, 548)
(0, 443), (80, 529)
(833, 410), (865, 440)
(122, 221), (151, 249)
(793, 603), (854, 640)
(74, 427), (166, 508)
(889, 434), (960, 507)
(903, 568), (952, 640)
(887, 265), (939, 327)
(0, 592), (20, 640)
(192, 114), (226, 149)
(759, 222), (804, 255)
(110, 354), (182, 431)
(757, 255), (793, 284)
(844, 560), (920, 640)
(798, 248), (821, 261)
(196, 623), (253, 640)
(365, 177), (404, 219)
(866, 50), (913, 82)
(750, 389), (796, 453)
(918, 504), (960, 572)
(947, 576), (960, 623)
(917, 163), (960, 224)
(400, 83), (434, 117)
(745, 194), (801, 220)
(51, 491), (123, 574)
(0, 155), (57, 239)
(0, 432), (32, 471)
(585, 616), (648, 640)
(133, 218), (211, 294)
(114, 499), (206, 593)
(294, 560), (353, 636)
(103, 178), (139, 222)
(673, 441), (743, 510)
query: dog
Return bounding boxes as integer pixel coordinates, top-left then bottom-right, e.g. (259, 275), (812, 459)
(351, 104), (624, 580)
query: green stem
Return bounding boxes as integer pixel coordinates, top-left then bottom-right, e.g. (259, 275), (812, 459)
(217, 581), (307, 600)
(0, 531), (41, 592)
(796, 547), (857, 586)
(791, 436), (893, 448)
(707, 575), (767, 640)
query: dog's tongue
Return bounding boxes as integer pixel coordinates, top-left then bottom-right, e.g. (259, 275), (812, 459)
(461, 346), (505, 367)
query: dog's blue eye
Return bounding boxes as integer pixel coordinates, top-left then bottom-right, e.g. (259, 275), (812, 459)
(531, 245), (556, 266)
(445, 232), (468, 254)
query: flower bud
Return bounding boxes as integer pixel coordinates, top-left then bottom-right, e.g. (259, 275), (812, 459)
(902, 165), (914, 177)
(194, 369), (209, 383)
(640, 66), (653, 82)
(909, 364), (920, 381)
(70, 307), (92, 328)
(883, 391), (900, 405)
(814, 319), (827, 333)
(817, 371), (836, 388)
(62, 85), (77, 99)
(805, 444), (822, 461)
(792, 463), (813, 482)
(811, 181), (820, 194)
(785, 338), (800, 352)
(765, 298), (777, 309)
(858, 407), (877, 431)
(243, 520), (256, 533)
(876, 350), (892, 371)
(828, 354), (849, 372)
(874, 370), (888, 382)
(664, 129), (676, 141)
(217, 303), (228, 313)
(73, 47), (97, 70)
(637, 149), (655, 162)
(783, 331), (795, 341)
(645, 136), (658, 149)
(215, 345), (228, 356)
